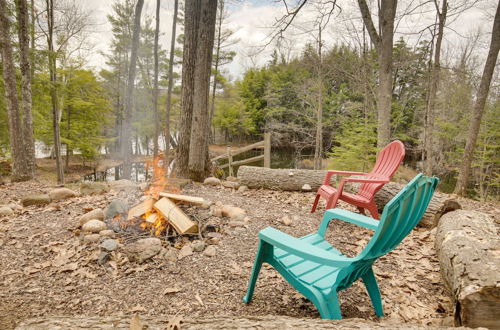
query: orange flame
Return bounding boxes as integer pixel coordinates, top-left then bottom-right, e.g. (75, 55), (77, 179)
(145, 155), (168, 199)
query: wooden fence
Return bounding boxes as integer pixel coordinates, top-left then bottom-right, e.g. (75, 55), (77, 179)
(211, 132), (271, 176)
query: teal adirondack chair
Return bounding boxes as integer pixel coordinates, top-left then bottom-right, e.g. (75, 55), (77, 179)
(243, 174), (438, 320)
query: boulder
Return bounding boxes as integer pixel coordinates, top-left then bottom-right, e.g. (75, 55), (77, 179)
(49, 188), (78, 201)
(99, 229), (116, 238)
(123, 238), (162, 263)
(21, 194), (51, 207)
(203, 245), (217, 257)
(82, 219), (107, 233)
(105, 200), (129, 220)
(100, 239), (119, 252)
(83, 234), (101, 243)
(203, 177), (221, 186)
(79, 208), (105, 226)
(226, 176), (239, 182)
(192, 240), (206, 252)
(0, 206), (14, 216)
(178, 244), (194, 260)
(238, 185), (248, 192)
(80, 181), (110, 195)
(109, 179), (138, 192)
(221, 205), (246, 221)
(222, 181), (240, 189)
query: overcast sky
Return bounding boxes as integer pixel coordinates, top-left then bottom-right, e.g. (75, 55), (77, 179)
(83, 0), (496, 81)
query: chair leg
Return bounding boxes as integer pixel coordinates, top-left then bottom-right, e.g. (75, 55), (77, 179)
(311, 194), (321, 213)
(366, 202), (380, 220)
(326, 292), (342, 320)
(325, 193), (340, 210)
(243, 241), (266, 304)
(362, 268), (384, 317)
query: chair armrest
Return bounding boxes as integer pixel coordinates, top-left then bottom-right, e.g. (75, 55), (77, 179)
(323, 170), (367, 185)
(342, 177), (389, 184)
(318, 209), (380, 236)
(259, 227), (353, 267)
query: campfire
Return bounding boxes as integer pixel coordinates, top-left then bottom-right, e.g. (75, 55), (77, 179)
(113, 156), (203, 238)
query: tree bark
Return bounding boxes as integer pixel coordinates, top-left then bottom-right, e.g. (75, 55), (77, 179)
(152, 0), (160, 160)
(121, 0), (144, 180)
(187, 0), (218, 181)
(435, 210), (500, 328)
(454, 2), (500, 196)
(424, 0), (447, 176)
(46, 0), (64, 184)
(15, 315), (462, 329)
(314, 23), (323, 170)
(209, 0), (224, 140)
(16, 0), (36, 180)
(0, 0), (28, 181)
(165, 0), (178, 172)
(176, 0), (200, 177)
(357, 0), (397, 148)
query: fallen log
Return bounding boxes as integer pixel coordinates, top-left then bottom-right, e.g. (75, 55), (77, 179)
(352, 182), (461, 227)
(154, 198), (198, 234)
(435, 210), (500, 329)
(237, 166), (329, 190)
(237, 167), (460, 227)
(15, 315), (471, 330)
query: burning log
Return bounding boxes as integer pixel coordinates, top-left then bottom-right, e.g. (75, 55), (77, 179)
(154, 198), (198, 234)
(158, 192), (205, 206)
(127, 198), (155, 220)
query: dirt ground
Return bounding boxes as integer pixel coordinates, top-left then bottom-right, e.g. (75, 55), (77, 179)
(1, 180), (498, 330)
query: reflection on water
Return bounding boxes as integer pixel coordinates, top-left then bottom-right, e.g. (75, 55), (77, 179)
(82, 162), (153, 182)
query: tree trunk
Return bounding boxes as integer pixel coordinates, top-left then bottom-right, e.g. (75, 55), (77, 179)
(187, 0), (218, 181)
(209, 0), (224, 139)
(0, 0), (28, 181)
(454, 2), (500, 196)
(121, 0), (144, 180)
(152, 0), (160, 159)
(164, 0), (178, 171)
(15, 315), (460, 329)
(16, 0), (36, 179)
(424, 0), (447, 175)
(314, 24), (323, 170)
(46, 0), (64, 184)
(237, 166), (329, 191)
(435, 210), (500, 328)
(176, 0), (200, 177)
(357, 0), (397, 148)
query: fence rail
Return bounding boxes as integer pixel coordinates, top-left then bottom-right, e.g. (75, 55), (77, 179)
(211, 132), (271, 176)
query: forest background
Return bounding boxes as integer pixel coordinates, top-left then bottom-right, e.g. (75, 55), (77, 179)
(0, 0), (498, 201)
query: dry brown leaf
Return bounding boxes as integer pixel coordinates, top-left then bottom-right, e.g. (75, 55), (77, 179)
(163, 287), (181, 294)
(129, 314), (143, 330)
(130, 305), (146, 313)
(59, 262), (78, 272)
(195, 293), (204, 306)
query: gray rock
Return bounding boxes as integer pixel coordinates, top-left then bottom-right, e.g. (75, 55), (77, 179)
(99, 229), (116, 238)
(178, 244), (193, 260)
(203, 177), (221, 186)
(49, 187), (78, 201)
(83, 234), (101, 243)
(222, 181), (239, 189)
(138, 182), (149, 191)
(192, 240), (206, 252)
(80, 181), (110, 195)
(0, 206), (14, 216)
(79, 208), (105, 226)
(21, 194), (51, 207)
(222, 205), (246, 220)
(226, 176), (239, 182)
(109, 179), (138, 192)
(124, 238), (162, 263)
(160, 247), (178, 262)
(238, 185), (248, 192)
(281, 216), (292, 226)
(105, 200), (129, 220)
(234, 227), (247, 233)
(301, 184), (312, 192)
(100, 239), (119, 252)
(203, 245), (217, 257)
(228, 221), (245, 228)
(82, 219), (107, 233)
(97, 251), (109, 265)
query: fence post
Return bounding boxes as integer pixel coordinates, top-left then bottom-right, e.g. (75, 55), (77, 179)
(227, 145), (234, 177)
(264, 132), (271, 168)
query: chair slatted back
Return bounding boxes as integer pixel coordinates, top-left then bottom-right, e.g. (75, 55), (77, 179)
(358, 140), (405, 200)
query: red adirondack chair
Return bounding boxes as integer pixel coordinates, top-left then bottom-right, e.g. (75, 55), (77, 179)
(311, 140), (405, 219)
